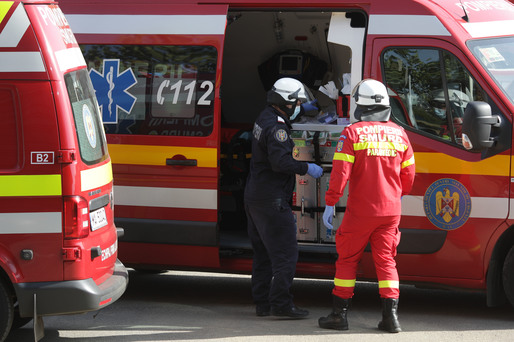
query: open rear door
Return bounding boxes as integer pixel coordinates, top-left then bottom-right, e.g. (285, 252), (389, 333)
(327, 12), (366, 120)
(62, 2), (228, 268)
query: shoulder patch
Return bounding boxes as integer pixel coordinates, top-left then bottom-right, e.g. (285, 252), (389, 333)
(253, 123), (262, 141)
(275, 129), (288, 142)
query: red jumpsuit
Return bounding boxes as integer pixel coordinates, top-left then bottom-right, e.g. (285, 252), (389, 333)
(325, 120), (415, 299)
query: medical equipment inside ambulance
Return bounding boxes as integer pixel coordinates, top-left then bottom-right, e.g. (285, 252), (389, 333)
(256, 48), (354, 243)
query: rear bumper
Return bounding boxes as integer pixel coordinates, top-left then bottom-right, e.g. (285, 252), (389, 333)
(14, 259), (128, 317)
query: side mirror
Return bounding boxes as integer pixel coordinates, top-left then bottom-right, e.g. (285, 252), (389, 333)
(461, 101), (500, 151)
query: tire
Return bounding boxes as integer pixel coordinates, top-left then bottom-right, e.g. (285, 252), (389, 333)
(0, 279), (14, 342)
(503, 245), (514, 308)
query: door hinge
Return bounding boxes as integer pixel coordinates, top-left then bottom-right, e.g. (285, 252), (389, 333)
(62, 247), (82, 261)
(57, 150), (76, 164)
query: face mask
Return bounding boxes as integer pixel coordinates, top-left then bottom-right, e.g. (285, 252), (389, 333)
(434, 108), (446, 118)
(290, 105), (301, 120)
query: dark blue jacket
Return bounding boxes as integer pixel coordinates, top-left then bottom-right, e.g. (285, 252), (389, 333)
(245, 105), (308, 204)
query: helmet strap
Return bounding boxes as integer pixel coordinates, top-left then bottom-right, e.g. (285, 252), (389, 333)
(354, 106), (391, 122)
(277, 104), (295, 116)
(272, 105), (293, 122)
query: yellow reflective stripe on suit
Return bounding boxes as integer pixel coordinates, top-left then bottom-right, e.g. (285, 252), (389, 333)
(354, 141), (408, 152)
(333, 153), (355, 163)
(334, 278), (356, 288)
(402, 156), (415, 169)
(379, 280), (400, 289)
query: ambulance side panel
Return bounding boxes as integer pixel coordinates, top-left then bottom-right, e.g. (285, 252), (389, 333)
(0, 82), (63, 284)
(59, 0), (514, 305)
(61, 3), (228, 269)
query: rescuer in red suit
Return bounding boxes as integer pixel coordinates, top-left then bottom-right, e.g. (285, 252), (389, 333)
(318, 79), (416, 333)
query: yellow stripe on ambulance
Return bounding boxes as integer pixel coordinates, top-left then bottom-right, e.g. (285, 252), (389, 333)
(108, 144), (218, 168)
(0, 174), (62, 197)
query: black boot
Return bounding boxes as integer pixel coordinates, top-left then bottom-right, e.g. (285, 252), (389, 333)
(318, 296), (350, 330)
(378, 298), (402, 333)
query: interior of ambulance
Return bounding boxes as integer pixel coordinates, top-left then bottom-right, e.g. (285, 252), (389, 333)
(218, 9), (364, 259)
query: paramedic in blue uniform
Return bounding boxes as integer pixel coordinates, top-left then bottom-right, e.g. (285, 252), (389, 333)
(244, 77), (323, 318)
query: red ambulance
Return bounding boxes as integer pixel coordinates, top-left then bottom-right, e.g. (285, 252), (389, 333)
(60, 0), (514, 309)
(0, 1), (127, 341)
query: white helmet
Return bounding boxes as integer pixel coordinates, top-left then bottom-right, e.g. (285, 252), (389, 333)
(352, 79), (390, 107)
(267, 77), (307, 106)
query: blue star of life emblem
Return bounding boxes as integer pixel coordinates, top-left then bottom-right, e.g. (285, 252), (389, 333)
(89, 59), (137, 124)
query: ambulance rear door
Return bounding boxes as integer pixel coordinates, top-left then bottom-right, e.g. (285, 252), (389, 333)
(61, 2), (228, 268)
(0, 0), (64, 283)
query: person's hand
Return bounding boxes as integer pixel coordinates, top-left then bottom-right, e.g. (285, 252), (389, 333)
(323, 205), (334, 230)
(307, 163), (323, 178)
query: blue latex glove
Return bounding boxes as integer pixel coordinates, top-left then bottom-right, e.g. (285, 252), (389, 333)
(301, 99), (318, 112)
(307, 163), (323, 179)
(323, 205), (334, 230)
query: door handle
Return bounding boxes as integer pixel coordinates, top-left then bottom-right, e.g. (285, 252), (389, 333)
(166, 158), (197, 166)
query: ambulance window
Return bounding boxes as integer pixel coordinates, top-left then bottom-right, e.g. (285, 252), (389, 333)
(81, 45), (217, 137)
(468, 37), (514, 106)
(64, 69), (108, 165)
(0, 89), (19, 169)
(382, 48), (491, 146)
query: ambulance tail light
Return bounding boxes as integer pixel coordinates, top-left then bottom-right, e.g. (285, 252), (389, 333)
(64, 196), (90, 239)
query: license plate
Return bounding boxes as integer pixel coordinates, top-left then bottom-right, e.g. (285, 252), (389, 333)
(90, 207), (108, 231)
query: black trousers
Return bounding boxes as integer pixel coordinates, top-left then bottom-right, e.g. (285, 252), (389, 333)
(245, 200), (298, 310)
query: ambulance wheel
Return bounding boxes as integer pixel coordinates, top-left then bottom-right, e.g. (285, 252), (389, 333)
(503, 245), (514, 308)
(0, 278), (14, 342)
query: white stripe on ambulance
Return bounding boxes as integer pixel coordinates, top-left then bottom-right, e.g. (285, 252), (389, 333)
(114, 185), (217, 210)
(0, 4), (45, 73)
(462, 20), (514, 38)
(0, 3), (29, 47)
(402, 195), (510, 219)
(66, 14), (227, 35)
(55, 47), (86, 72)
(368, 15), (450, 36)
(0, 51), (45, 72)
(0, 212), (61, 234)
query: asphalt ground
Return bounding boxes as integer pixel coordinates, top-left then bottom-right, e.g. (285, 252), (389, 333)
(6, 270), (514, 341)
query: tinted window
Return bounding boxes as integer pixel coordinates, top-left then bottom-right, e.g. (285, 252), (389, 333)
(81, 45), (217, 137)
(383, 48), (491, 146)
(65, 69), (108, 165)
